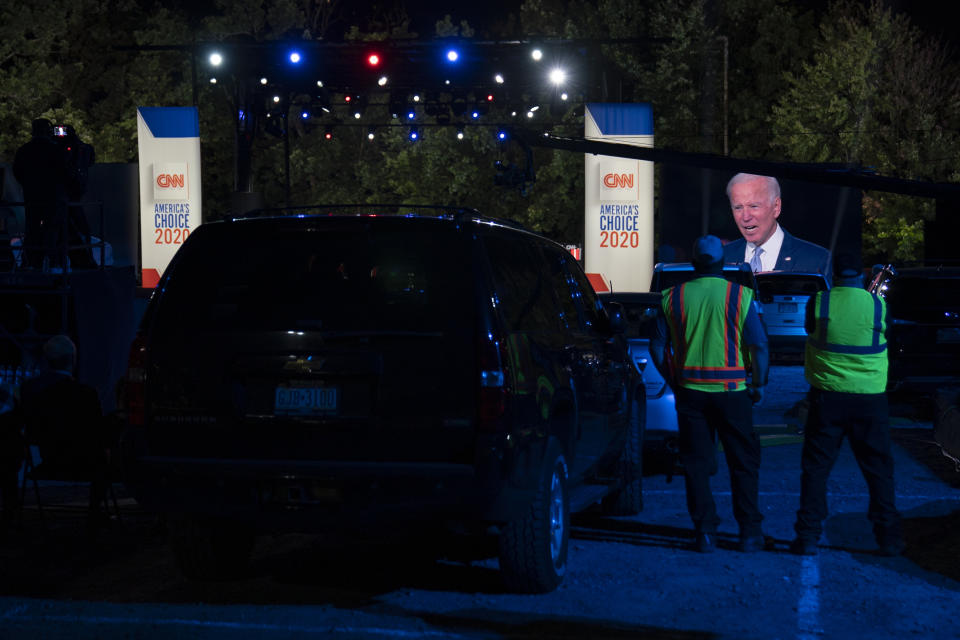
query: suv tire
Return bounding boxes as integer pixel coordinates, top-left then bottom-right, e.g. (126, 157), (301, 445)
(601, 394), (645, 516)
(498, 440), (569, 594)
(167, 514), (256, 580)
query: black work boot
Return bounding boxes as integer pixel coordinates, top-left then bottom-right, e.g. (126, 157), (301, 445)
(694, 531), (716, 553)
(790, 538), (818, 556)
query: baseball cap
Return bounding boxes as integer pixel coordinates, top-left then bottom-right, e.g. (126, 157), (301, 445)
(692, 235), (724, 267)
(833, 253), (861, 278)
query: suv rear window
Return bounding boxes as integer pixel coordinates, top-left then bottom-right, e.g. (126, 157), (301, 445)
(154, 219), (472, 333)
(482, 232), (564, 333)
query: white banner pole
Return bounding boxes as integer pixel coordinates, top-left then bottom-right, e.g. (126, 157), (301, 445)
(584, 103), (654, 293)
(136, 107), (202, 288)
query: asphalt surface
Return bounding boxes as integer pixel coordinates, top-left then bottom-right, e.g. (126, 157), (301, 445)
(1, 365), (958, 639)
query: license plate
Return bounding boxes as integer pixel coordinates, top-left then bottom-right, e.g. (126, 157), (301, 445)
(275, 386), (338, 415)
(778, 303), (798, 313)
(936, 328), (960, 344)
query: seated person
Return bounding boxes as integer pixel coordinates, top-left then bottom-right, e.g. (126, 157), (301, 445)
(20, 335), (110, 525)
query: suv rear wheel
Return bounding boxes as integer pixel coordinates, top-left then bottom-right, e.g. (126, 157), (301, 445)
(167, 514), (256, 580)
(498, 440), (569, 594)
(601, 394), (645, 516)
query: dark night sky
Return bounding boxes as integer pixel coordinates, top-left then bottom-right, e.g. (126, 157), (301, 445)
(171, 1), (960, 47)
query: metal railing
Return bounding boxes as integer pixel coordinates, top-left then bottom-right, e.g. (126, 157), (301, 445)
(0, 199), (107, 272)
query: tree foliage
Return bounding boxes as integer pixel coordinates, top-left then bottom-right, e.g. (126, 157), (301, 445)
(1, 0), (958, 259)
(770, 0), (960, 261)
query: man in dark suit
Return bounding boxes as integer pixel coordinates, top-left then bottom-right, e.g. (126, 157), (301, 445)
(722, 173), (832, 285)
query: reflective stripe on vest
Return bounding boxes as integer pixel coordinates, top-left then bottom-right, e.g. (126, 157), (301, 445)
(807, 291), (886, 355)
(663, 278), (751, 392)
(804, 287), (888, 394)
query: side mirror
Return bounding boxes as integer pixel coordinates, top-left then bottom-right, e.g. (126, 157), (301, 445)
(605, 301), (626, 334)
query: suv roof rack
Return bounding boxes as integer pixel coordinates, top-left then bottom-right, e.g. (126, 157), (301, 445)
(231, 203), (480, 220)
(229, 204), (529, 231)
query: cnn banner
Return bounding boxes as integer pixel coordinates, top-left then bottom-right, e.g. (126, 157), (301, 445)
(136, 107), (202, 287)
(584, 103), (654, 293)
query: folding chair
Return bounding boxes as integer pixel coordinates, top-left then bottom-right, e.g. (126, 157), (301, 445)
(19, 444), (121, 525)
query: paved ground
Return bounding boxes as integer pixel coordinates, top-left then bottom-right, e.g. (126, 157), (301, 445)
(1, 365), (958, 639)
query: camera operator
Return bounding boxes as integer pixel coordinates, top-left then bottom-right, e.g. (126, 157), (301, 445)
(12, 119), (69, 270)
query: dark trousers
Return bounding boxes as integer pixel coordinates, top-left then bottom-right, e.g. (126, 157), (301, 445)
(794, 389), (901, 543)
(676, 387), (763, 537)
(24, 201), (67, 269)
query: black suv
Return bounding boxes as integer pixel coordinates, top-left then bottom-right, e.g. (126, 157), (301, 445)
(869, 264), (960, 394)
(122, 206), (644, 593)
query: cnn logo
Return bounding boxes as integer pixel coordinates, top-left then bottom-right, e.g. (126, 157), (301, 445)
(603, 173), (634, 189)
(156, 174), (185, 188)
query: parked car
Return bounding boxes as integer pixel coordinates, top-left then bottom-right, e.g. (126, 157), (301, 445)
(598, 291), (679, 473)
(122, 205), (644, 594)
(754, 271), (829, 359)
(869, 263), (960, 394)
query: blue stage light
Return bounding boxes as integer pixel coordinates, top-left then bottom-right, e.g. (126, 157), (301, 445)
(446, 49), (459, 62)
(409, 127), (420, 141)
(288, 51), (302, 64)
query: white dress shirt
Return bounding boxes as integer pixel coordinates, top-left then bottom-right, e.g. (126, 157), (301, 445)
(745, 224), (784, 272)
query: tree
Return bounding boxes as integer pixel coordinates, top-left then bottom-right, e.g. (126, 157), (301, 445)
(0, 1), (198, 164)
(770, 0), (960, 261)
(720, 0), (818, 158)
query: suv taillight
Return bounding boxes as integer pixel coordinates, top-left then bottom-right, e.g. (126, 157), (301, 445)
(124, 333), (148, 426)
(478, 336), (508, 432)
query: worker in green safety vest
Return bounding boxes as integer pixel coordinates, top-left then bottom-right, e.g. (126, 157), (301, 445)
(651, 235), (770, 554)
(790, 253), (904, 557)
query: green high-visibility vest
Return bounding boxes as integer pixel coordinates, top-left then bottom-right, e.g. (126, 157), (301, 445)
(662, 277), (754, 392)
(804, 286), (888, 394)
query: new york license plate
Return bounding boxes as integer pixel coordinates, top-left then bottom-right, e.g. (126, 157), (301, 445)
(275, 386), (338, 415)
